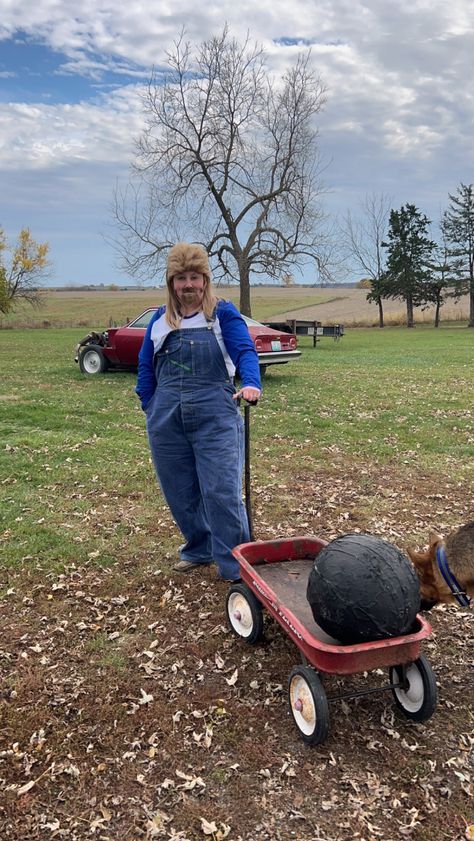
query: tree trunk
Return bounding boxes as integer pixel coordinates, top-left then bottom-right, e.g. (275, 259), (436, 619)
(469, 289), (474, 327)
(434, 300), (440, 328)
(238, 263), (252, 317)
(378, 299), (384, 328)
(406, 295), (414, 328)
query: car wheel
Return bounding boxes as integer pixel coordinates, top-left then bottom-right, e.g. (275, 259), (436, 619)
(288, 666), (330, 745)
(79, 345), (109, 375)
(226, 583), (264, 644)
(389, 655), (437, 721)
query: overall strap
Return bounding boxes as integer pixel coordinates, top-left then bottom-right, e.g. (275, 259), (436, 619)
(204, 304), (218, 327)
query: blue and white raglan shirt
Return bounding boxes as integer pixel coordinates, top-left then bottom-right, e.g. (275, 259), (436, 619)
(135, 300), (261, 410)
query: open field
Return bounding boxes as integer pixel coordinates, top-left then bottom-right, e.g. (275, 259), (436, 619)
(0, 317), (473, 840)
(277, 288), (471, 327)
(0, 286), (471, 329)
(0, 287), (324, 329)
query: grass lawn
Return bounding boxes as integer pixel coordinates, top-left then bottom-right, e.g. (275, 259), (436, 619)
(1, 323), (473, 570)
(0, 321), (473, 840)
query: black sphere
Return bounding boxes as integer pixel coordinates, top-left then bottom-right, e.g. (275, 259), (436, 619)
(306, 533), (420, 644)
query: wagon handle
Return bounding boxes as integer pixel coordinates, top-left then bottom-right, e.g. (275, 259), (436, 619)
(243, 402), (255, 541)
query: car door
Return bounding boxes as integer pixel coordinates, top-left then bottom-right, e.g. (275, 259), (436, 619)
(113, 308), (158, 366)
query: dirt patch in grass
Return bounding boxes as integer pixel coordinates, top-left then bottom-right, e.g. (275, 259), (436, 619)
(1, 464), (473, 841)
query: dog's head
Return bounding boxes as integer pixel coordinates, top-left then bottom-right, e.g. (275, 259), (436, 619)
(407, 532), (456, 608)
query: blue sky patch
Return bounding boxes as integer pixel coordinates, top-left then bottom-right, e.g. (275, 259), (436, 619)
(274, 37), (314, 47)
(273, 36), (346, 47)
(0, 30), (147, 104)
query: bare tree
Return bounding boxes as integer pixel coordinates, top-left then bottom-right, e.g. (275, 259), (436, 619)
(424, 218), (465, 327)
(341, 193), (392, 327)
(425, 240), (452, 328)
(113, 27), (329, 315)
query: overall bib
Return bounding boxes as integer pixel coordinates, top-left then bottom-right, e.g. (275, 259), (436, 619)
(146, 320), (249, 581)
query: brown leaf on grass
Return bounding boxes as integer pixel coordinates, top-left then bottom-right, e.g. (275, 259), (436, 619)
(146, 809), (171, 838)
(200, 818), (217, 835)
(16, 779), (37, 796)
(225, 668), (238, 686)
(16, 762), (54, 796)
(199, 818), (231, 839)
(176, 770), (206, 790)
(215, 654), (225, 670)
(139, 688), (154, 705)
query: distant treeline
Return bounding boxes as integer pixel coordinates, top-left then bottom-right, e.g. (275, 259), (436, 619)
(52, 284), (154, 292)
(51, 281), (359, 292)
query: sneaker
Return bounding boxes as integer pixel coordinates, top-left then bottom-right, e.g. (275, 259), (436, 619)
(173, 559), (211, 573)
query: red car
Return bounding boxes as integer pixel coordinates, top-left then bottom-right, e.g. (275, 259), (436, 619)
(75, 309), (301, 376)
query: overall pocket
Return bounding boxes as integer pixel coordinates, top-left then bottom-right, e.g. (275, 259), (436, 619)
(183, 336), (213, 377)
(155, 337), (189, 378)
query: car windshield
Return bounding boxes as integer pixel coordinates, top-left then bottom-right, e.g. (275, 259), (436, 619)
(127, 309), (158, 329)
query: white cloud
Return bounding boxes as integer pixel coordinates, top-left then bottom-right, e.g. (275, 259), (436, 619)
(0, 86), (144, 170)
(0, 0), (473, 283)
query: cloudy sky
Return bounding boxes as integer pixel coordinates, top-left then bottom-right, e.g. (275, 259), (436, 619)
(0, 1), (473, 285)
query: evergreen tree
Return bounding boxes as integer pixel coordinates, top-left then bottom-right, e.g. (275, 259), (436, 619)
(442, 183), (474, 327)
(382, 204), (436, 327)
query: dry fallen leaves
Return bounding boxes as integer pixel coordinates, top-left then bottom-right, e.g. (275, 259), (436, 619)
(225, 668), (238, 686)
(1, 464), (473, 841)
(200, 817), (231, 839)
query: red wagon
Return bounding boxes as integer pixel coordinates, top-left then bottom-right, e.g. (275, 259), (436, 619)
(228, 535), (437, 745)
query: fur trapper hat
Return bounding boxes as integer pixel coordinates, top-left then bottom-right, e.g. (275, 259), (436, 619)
(166, 243), (211, 283)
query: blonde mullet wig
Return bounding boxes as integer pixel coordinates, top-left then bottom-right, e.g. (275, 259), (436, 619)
(165, 242), (217, 328)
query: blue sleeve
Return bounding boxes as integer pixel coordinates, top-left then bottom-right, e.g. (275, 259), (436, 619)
(135, 307), (164, 410)
(217, 301), (261, 389)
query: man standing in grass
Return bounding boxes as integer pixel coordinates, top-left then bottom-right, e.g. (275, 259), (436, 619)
(136, 243), (261, 582)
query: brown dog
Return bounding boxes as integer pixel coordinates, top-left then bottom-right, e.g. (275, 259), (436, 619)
(407, 522), (474, 608)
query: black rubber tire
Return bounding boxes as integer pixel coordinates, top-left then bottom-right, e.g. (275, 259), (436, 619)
(288, 665), (330, 745)
(226, 583), (264, 644)
(79, 345), (109, 375)
(389, 654), (437, 721)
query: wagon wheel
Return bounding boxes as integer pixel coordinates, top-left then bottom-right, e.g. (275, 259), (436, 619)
(226, 583), (264, 645)
(389, 655), (437, 721)
(288, 666), (330, 745)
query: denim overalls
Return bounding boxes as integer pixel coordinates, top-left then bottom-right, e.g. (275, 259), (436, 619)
(145, 317), (249, 581)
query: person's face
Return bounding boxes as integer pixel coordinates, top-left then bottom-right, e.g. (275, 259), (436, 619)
(173, 271), (206, 310)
